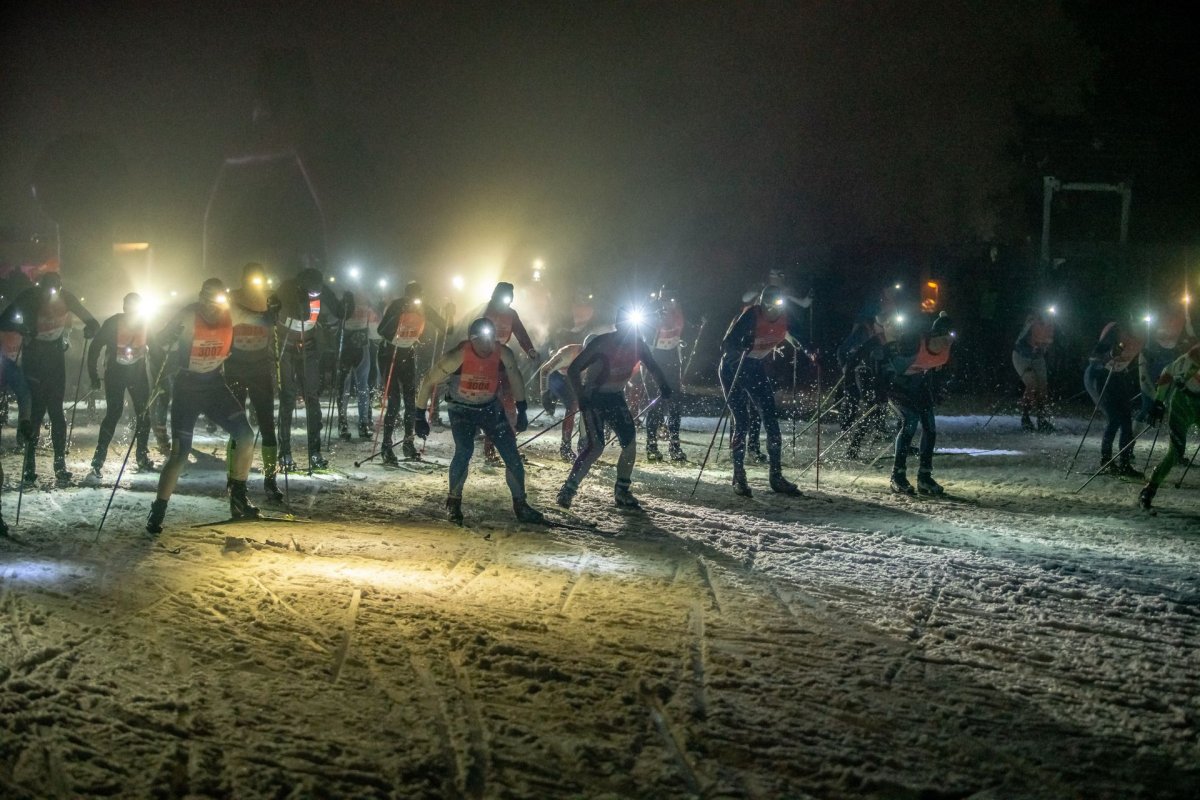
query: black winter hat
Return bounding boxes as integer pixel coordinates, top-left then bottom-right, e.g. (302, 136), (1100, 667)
(929, 311), (954, 337)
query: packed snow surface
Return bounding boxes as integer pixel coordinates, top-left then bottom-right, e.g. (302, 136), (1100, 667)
(2, 409), (1198, 798)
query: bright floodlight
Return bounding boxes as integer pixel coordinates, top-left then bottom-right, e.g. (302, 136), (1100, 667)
(378, 278), (388, 289)
(1143, 313), (1154, 324)
(452, 275), (465, 290)
(532, 269), (542, 282)
(894, 283), (902, 290)
(1047, 305), (1057, 315)
(895, 314), (905, 325)
(627, 308), (645, 327)
(348, 266), (361, 280)
(533, 258), (544, 270)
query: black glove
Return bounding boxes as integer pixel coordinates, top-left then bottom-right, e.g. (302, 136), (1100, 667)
(515, 401), (529, 433)
(1148, 400), (1166, 426)
(266, 295), (283, 317)
(659, 383), (673, 401)
(414, 412), (431, 439)
(83, 319), (100, 339)
(541, 389), (557, 416)
(17, 418), (34, 445)
(342, 291), (355, 318)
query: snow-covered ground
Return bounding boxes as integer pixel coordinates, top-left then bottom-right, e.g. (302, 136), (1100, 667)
(2, 406), (1198, 799)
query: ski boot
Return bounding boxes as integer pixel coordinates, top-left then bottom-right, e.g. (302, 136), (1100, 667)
(558, 443), (576, 463)
(614, 478), (641, 509)
(732, 467), (753, 497)
(1020, 414), (1035, 433)
(402, 439), (419, 460)
(890, 470), (916, 495)
(279, 452), (297, 473)
(83, 463), (102, 486)
(1138, 484), (1156, 510)
(917, 471), (944, 496)
(53, 458), (72, 483)
(146, 498), (168, 534)
(154, 426), (171, 456)
(668, 446), (688, 463)
(1036, 417), (1055, 434)
(769, 470), (802, 497)
(556, 481), (577, 509)
(263, 474), (284, 503)
(446, 496), (464, 525)
(136, 449), (157, 472)
(358, 421), (371, 439)
(748, 446), (768, 464)
(645, 446), (664, 463)
(381, 443), (400, 467)
(513, 497), (546, 524)
(309, 453), (330, 472)
(338, 418), (352, 441)
(1117, 460), (1143, 480)
(228, 479), (261, 520)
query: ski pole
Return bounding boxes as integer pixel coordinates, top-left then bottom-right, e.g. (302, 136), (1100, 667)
(849, 440), (892, 485)
(517, 410), (576, 449)
(691, 349), (747, 497)
(1065, 367), (1113, 477)
(1141, 424), (1161, 474)
(681, 316), (707, 382)
(323, 319), (345, 448)
(797, 403), (884, 478)
(1173, 439), (1200, 489)
(1073, 423), (1155, 493)
(96, 355), (171, 535)
(814, 353), (821, 489)
(358, 312), (406, 467)
(66, 335), (91, 450)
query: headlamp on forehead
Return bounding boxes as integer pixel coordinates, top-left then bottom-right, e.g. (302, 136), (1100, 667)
(251, 276), (264, 287)
(472, 324), (493, 339)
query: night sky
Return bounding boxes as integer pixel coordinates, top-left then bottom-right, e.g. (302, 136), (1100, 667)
(0, 1), (1142, 311)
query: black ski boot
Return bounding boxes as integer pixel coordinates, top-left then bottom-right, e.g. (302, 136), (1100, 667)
(558, 443), (576, 463)
(136, 450), (157, 472)
(890, 470), (916, 495)
(358, 421), (371, 439)
(279, 452), (297, 473)
(748, 446), (767, 464)
(309, 453), (330, 472)
(513, 497), (546, 524)
(338, 418), (352, 441)
(263, 474), (284, 503)
(381, 443), (400, 467)
(446, 496), (464, 525)
(1117, 461), (1143, 479)
(229, 479), (261, 520)
(732, 467), (753, 497)
(917, 471), (944, 495)
(53, 458), (71, 483)
(402, 439), (419, 460)
(146, 498), (168, 534)
(646, 446), (664, 462)
(1036, 417), (1055, 434)
(1138, 484), (1156, 510)
(769, 470), (801, 496)
(668, 446), (688, 463)
(614, 478), (641, 509)
(1020, 414), (1035, 433)
(556, 481), (577, 508)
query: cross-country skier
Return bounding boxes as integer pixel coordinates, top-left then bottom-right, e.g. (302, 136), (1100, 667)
(225, 263), (284, 503)
(272, 267), (345, 472)
(84, 293), (155, 480)
(0, 270), (99, 482)
(644, 289), (693, 462)
(337, 279), (377, 441)
(1137, 309), (1193, 423)
(554, 308), (673, 509)
(538, 341), (584, 461)
(376, 281), (447, 464)
(1012, 307), (1058, 432)
(412, 317), (545, 525)
(719, 286), (804, 497)
(478, 282), (539, 463)
(836, 313), (886, 458)
(1138, 344), (1200, 510)
(145, 278), (258, 533)
(876, 311), (955, 495)
(1085, 318), (1145, 478)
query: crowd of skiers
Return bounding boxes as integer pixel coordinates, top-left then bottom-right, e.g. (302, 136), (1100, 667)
(1, 262), (1197, 537)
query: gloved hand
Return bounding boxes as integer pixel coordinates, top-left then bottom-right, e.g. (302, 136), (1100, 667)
(266, 295), (283, 316)
(414, 412), (431, 439)
(83, 319), (100, 339)
(541, 389), (557, 416)
(659, 383), (673, 401)
(17, 418), (35, 445)
(1148, 400), (1166, 426)
(515, 401), (529, 432)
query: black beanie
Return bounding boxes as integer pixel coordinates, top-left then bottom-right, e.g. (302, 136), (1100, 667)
(930, 311), (954, 336)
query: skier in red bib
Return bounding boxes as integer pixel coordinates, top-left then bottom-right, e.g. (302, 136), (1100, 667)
(644, 288), (696, 463)
(413, 318), (544, 525)
(1012, 307), (1058, 433)
(479, 282), (539, 462)
(719, 286), (805, 497)
(555, 307), (673, 510)
(145, 278), (258, 533)
(85, 292), (156, 480)
(875, 312), (955, 495)
(377, 281), (447, 464)
(0, 270), (99, 483)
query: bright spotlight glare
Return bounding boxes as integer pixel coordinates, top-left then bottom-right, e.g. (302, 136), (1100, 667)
(895, 314), (905, 325)
(627, 308), (645, 327)
(251, 276), (263, 287)
(378, 278), (388, 289)
(452, 275), (465, 290)
(348, 266), (361, 280)
(328, 276), (336, 284)
(1047, 305), (1057, 315)
(1143, 314), (1154, 324)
